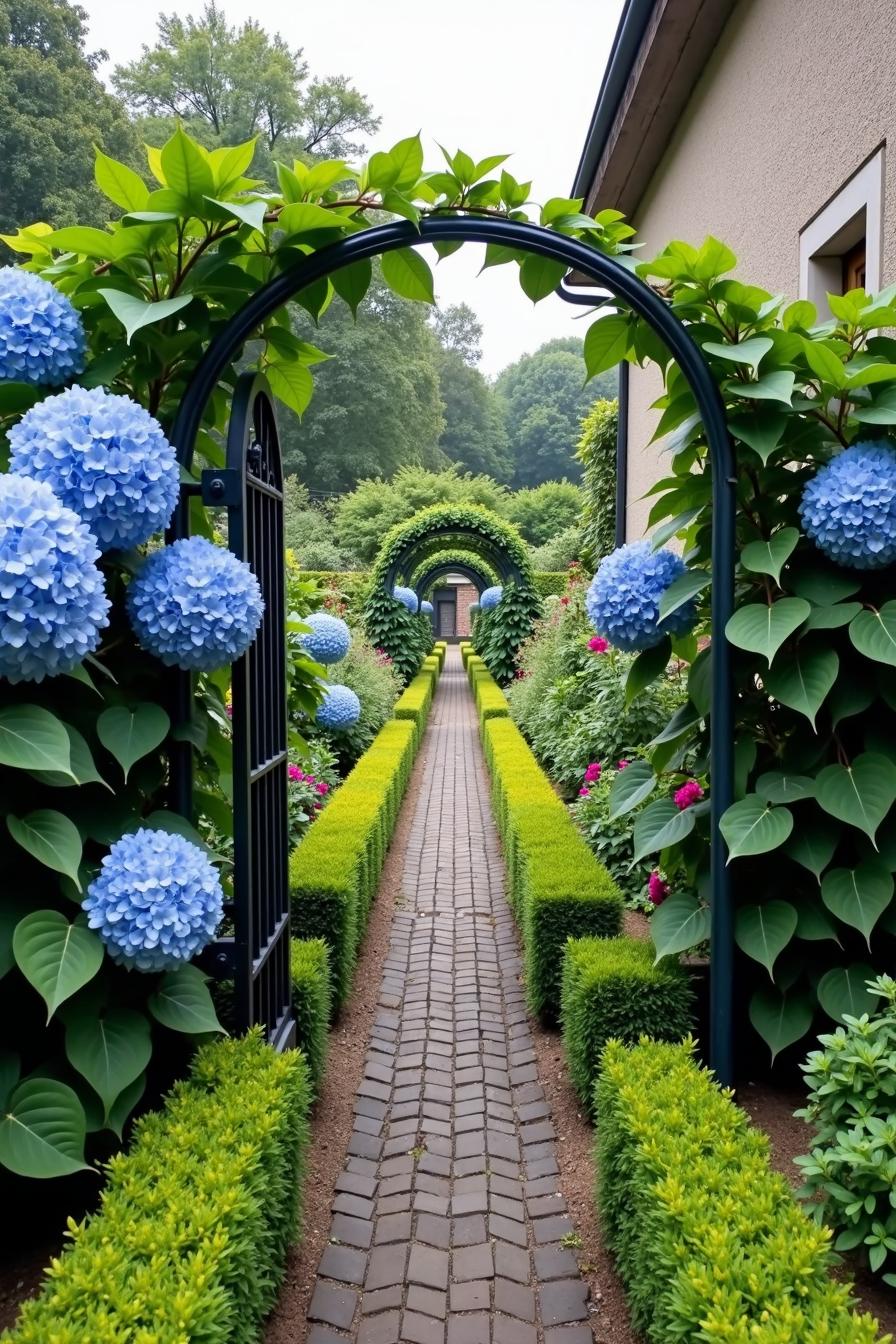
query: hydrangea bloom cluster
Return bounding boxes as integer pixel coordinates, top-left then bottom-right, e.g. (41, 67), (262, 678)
(585, 541), (697, 652)
(0, 475), (109, 683)
(128, 537), (264, 671)
(589, 635), (609, 653)
(392, 585), (419, 612)
(9, 385), (179, 552)
(674, 778), (704, 810)
(0, 269), (85, 386)
(799, 441), (896, 570)
(83, 828), (223, 972)
(299, 611), (351, 664)
(648, 871), (670, 907)
(480, 585), (503, 610)
(315, 683), (361, 729)
(421, 600), (434, 616)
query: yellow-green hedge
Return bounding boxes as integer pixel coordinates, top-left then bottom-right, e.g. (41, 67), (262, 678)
(394, 660), (439, 744)
(467, 658), (509, 724)
(433, 640), (447, 668)
(460, 640), (474, 667)
(481, 717), (622, 1020)
(290, 938), (332, 1095)
(6, 1031), (311, 1344)
(597, 1039), (884, 1343)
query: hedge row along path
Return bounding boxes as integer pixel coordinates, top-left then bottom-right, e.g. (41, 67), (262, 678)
(302, 648), (599, 1344)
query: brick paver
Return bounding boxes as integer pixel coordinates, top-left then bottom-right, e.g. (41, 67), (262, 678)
(306, 648), (594, 1342)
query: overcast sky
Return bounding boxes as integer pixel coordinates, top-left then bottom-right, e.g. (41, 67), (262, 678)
(81, 0), (624, 375)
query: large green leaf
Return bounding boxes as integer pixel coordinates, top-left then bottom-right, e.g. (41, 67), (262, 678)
(657, 569), (710, 622)
(632, 799), (696, 863)
(94, 151), (150, 211)
(583, 314), (630, 380)
(726, 369), (796, 404)
(266, 360), (313, 417)
(0, 1078), (90, 1178)
(725, 598), (810, 666)
(625, 638), (671, 706)
(65, 1009), (152, 1121)
(331, 258), (372, 317)
(764, 647), (838, 729)
(30, 724), (108, 791)
(821, 863), (893, 948)
(7, 810), (83, 887)
(720, 796), (793, 860)
(159, 126), (214, 201)
(703, 336), (773, 374)
(792, 896), (841, 945)
(787, 567), (861, 605)
(13, 912), (103, 1021)
(728, 410), (787, 463)
(650, 894), (711, 961)
(784, 815), (839, 880)
(204, 197), (266, 235)
(802, 602), (862, 632)
(98, 290), (192, 345)
(380, 248), (434, 303)
(518, 255), (567, 303)
(608, 760), (656, 819)
(735, 901), (798, 977)
(850, 603), (896, 668)
(148, 964), (224, 1035)
(97, 703), (169, 783)
(815, 752), (896, 845)
(740, 528), (800, 585)
(817, 964), (881, 1023)
(755, 771), (815, 805)
(0, 705), (74, 777)
(749, 986), (814, 1061)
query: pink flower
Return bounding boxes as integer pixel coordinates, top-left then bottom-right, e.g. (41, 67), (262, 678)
(674, 779), (704, 811)
(617, 759), (630, 770)
(306, 775), (316, 784)
(287, 765), (302, 782)
(314, 800), (323, 810)
(225, 702), (233, 719)
(316, 781), (329, 795)
(578, 788), (590, 797)
(583, 762), (602, 783)
(648, 871), (670, 906)
(589, 636), (609, 653)
(560, 596), (570, 606)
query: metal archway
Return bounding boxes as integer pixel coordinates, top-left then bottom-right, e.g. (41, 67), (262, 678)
(413, 562), (492, 601)
(386, 521), (524, 593)
(169, 215), (736, 1084)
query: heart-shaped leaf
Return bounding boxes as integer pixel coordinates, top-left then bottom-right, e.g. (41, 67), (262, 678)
(850, 603), (896, 668)
(632, 799), (696, 863)
(803, 602), (862, 631)
(787, 566), (861, 605)
(0, 1078), (90, 1178)
(13, 912), (104, 1021)
(829, 678), (876, 727)
(821, 863), (893, 949)
(817, 964), (881, 1023)
(755, 771), (815, 805)
(657, 570), (710, 622)
(720, 796), (793, 861)
(792, 896), (842, 945)
(726, 598), (810, 666)
(584, 313), (631, 378)
(7, 810), (83, 888)
(764, 647), (838, 728)
(98, 289), (192, 344)
(784, 815), (839, 880)
(749, 986), (814, 1061)
(0, 706), (73, 777)
(815, 752), (896, 845)
(29, 724), (109, 791)
(735, 901), (798, 977)
(726, 369), (796, 404)
(65, 1008), (152, 1121)
(608, 760), (656, 819)
(650, 893), (711, 961)
(703, 336), (773, 374)
(741, 528), (799, 585)
(625, 638), (671, 706)
(728, 410), (788, 463)
(97, 703), (170, 783)
(148, 964), (224, 1035)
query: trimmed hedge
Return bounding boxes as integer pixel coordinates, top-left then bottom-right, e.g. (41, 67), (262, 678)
(596, 1039), (884, 1343)
(290, 938), (332, 1095)
(466, 656), (509, 724)
(561, 937), (693, 1116)
(533, 571), (567, 598)
(7, 1031), (311, 1344)
(460, 640), (474, 667)
(433, 640), (447, 668)
(394, 659), (439, 743)
(481, 716), (622, 1020)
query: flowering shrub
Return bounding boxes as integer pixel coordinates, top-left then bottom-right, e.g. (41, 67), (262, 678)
(589, 635), (609, 653)
(305, 630), (401, 769)
(480, 585), (503, 610)
(287, 741), (340, 848)
(673, 778), (704, 810)
(298, 611), (352, 665)
(315, 683), (361, 730)
(392, 585), (419, 612)
(0, 474), (110, 683)
(648, 871), (670, 906)
(9, 385), (179, 551)
(585, 541), (697, 652)
(128, 537), (264, 671)
(0, 268), (85, 386)
(570, 765), (654, 908)
(84, 829), (223, 972)
(799, 440), (896, 570)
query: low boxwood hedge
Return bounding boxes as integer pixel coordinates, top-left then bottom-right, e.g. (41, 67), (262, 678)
(7, 1030), (311, 1344)
(561, 936), (693, 1116)
(290, 938), (332, 1095)
(393, 661), (439, 743)
(481, 716), (622, 1020)
(596, 1039), (884, 1343)
(467, 658), (509, 724)
(432, 640), (447, 668)
(460, 640), (473, 667)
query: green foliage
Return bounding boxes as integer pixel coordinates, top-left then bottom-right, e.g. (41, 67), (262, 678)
(473, 582), (543, 686)
(289, 938), (331, 1095)
(466, 655), (510, 724)
(5, 1030), (312, 1343)
(503, 479), (583, 545)
(289, 570), (370, 622)
(561, 936), (693, 1115)
(283, 479), (352, 570)
(308, 634), (402, 771)
(435, 305), (512, 480)
(531, 572), (570, 598)
(570, 769), (654, 907)
(596, 1038), (883, 1343)
(528, 527), (585, 572)
(795, 973), (896, 1284)
(576, 398), (618, 566)
(482, 716), (622, 1020)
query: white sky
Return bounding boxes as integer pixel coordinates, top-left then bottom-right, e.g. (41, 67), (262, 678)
(81, 0), (624, 375)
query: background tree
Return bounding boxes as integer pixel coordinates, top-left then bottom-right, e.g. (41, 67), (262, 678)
(431, 303), (511, 481)
(503, 479), (583, 545)
(0, 0), (140, 232)
(432, 302), (482, 365)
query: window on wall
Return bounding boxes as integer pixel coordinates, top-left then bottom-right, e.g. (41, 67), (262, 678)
(800, 147), (884, 309)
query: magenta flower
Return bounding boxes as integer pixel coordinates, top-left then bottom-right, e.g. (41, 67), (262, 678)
(583, 762), (602, 784)
(578, 787), (590, 797)
(648, 871), (670, 906)
(589, 636), (609, 653)
(674, 778), (704, 811)
(288, 764), (302, 782)
(617, 759), (630, 770)
(316, 781), (329, 795)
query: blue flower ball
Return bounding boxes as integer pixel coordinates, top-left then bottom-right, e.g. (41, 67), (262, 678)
(800, 441), (896, 570)
(299, 611), (351, 664)
(0, 269), (85, 386)
(9, 384), (179, 551)
(392, 585), (419, 613)
(421, 600), (434, 616)
(0, 475), (110, 683)
(128, 537), (264, 671)
(315, 683), (361, 730)
(585, 540), (697, 652)
(84, 828), (223, 972)
(480, 586), (503, 610)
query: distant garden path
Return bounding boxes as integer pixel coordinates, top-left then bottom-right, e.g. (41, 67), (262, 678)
(303, 648), (597, 1344)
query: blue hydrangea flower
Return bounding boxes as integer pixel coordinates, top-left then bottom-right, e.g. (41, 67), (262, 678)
(800, 441), (896, 570)
(299, 611), (351, 664)
(421, 600), (434, 616)
(315, 683), (361, 729)
(9, 385), (179, 551)
(84, 828), (223, 972)
(392, 585), (419, 612)
(0, 269), (85, 386)
(585, 541), (697, 652)
(480, 586), (503, 610)
(128, 537), (264, 671)
(0, 474), (109, 683)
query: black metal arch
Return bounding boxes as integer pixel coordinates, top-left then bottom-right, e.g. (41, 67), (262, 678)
(170, 214), (736, 1084)
(413, 561), (491, 600)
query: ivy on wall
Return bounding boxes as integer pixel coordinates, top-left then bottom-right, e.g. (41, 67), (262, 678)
(577, 398), (618, 567)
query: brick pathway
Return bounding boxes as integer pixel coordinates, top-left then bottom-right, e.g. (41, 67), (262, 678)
(306, 648), (594, 1344)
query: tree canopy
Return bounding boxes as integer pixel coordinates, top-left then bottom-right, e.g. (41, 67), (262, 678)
(503, 479), (584, 545)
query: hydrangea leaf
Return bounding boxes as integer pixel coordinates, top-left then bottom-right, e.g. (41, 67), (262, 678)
(624, 638), (671, 706)
(650, 893), (710, 961)
(0, 706), (74, 779)
(764, 647), (838, 728)
(29, 724), (109, 791)
(784, 814), (839, 880)
(632, 799), (695, 862)
(97, 704), (170, 784)
(817, 964), (881, 1023)
(720, 796), (793, 861)
(802, 601), (862, 631)
(740, 528), (800, 585)
(755, 771), (816, 805)
(735, 901), (798, 977)
(728, 410), (788, 463)
(0, 1078), (90, 1179)
(148, 964), (224, 1035)
(65, 1008), (152, 1122)
(725, 597), (810, 666)
(792, 896), (842, 945)
(97, 289), (193, 345)
(7, 811), (83, 889)
(850, 603), (896, 668)
(814, 752), (896, 845)
(608, 760), (656, 819)
(821, 863), (894, 949)
(12, 911), (103, 1020)
(657, 569), (710, 622)
(749, 986), (814, 1062)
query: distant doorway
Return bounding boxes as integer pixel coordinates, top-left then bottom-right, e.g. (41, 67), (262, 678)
(434, 586), (456, 637)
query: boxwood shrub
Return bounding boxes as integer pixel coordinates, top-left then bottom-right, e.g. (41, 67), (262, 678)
(596, 1039), (884, 1343)
(561, 936), (693, 1115)
(467, 658), (509, 724)
(290, 938), (332, 1095)
(393, 661), (439, 743)
(7, 1030), (311, 1344)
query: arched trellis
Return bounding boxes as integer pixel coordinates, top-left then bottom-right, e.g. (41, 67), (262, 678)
(169, 215), (736, 1084)
(413, 560), (493, 634)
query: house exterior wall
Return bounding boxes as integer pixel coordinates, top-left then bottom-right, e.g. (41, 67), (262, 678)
(454, 583), (479, 638)
(622, 0), (896, 537)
